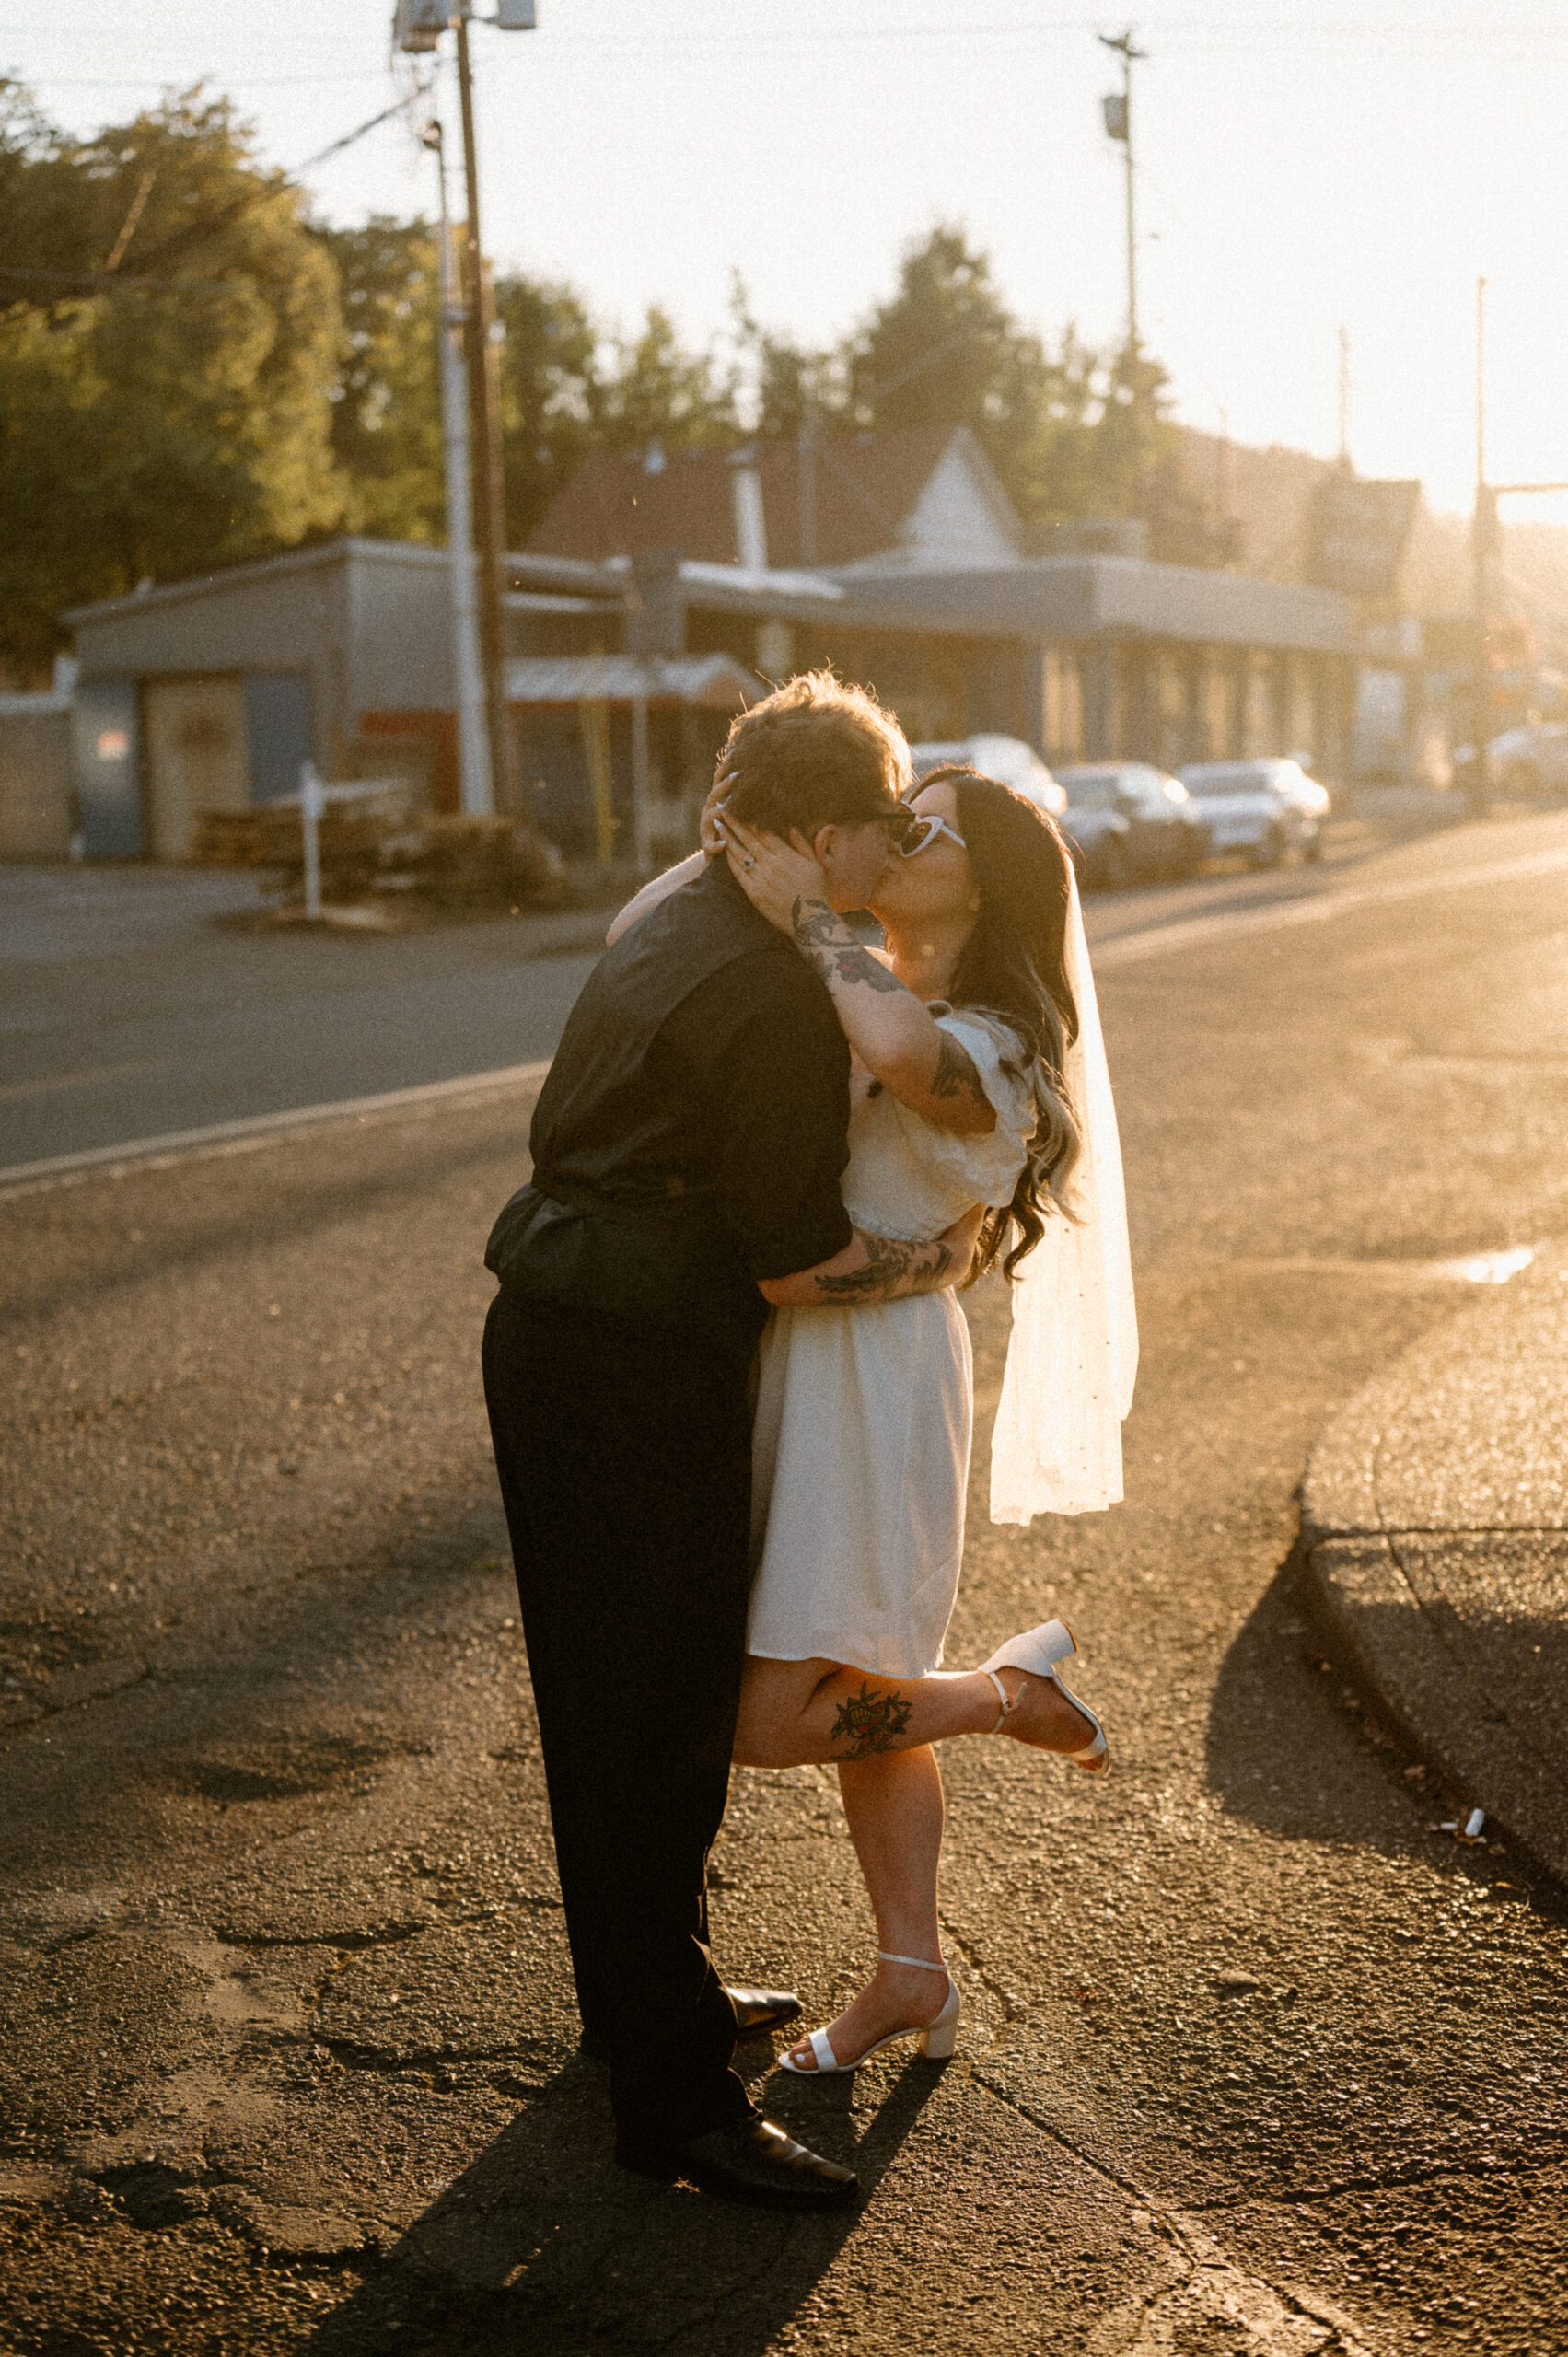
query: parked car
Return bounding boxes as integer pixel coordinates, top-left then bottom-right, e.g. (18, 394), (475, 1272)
(1054, 762), (1208, 888)
(1485, 722), (1568, 799)
(1177, 759), (1330, 865)
(909, 734), (1067, 817)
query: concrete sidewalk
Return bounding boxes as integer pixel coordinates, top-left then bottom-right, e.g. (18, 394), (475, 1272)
(1302, 1240), (1568, 1885)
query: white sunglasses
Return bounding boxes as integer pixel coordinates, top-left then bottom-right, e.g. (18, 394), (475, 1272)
(895, 809), (969, 859)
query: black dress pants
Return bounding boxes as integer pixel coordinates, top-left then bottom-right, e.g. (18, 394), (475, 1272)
(482, 1286), (757, 2149)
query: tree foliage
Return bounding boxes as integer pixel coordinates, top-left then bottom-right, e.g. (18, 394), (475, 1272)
(0, 82), (1225, 678)
(493, 270), (599, 551)
(736, 225), (1234, 563)
(0, 83), (345, 674)
(318, 215), (445, 545)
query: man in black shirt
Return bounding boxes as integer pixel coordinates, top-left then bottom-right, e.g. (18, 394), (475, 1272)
(482, 676), (971, 2207)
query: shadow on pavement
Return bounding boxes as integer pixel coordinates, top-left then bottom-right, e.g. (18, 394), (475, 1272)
(1200, 1550), (1567, 1919)
(306, 2049), (947, 2356)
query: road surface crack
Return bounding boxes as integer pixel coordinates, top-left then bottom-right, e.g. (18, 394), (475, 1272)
(971, 2067), (1379, 2355)
(940, 1916), (1026, 2027)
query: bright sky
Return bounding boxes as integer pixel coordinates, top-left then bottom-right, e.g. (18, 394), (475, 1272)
(9, 1), (1568, 521)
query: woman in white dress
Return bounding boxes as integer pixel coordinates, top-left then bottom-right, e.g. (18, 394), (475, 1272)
(713, 764), (1134, 2077)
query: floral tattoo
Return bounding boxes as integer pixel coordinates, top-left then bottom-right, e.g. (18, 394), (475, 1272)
(830, 1680), (913, 1759)
(791, 897), (902, 993)
(930, 1032), (988, 1105)
(813, 1230), (953, 1302)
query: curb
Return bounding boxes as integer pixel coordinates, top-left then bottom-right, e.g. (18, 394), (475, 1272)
(1298, 1249), (1568, 1889)
(1299, 1526), (1567, 1885)
(0, 1060), (552, 1201)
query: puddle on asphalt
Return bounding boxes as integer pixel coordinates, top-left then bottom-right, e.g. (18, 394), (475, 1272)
(1424, 1245), (1539, 1284)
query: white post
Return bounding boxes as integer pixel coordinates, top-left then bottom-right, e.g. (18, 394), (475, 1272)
(431, 119), (494, 819)
(631, 668), (653, 873)
(300, 760), (324, 921)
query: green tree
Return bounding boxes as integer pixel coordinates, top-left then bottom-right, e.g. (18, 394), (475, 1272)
(587, 303), (738, 457)
(493, 270), (599, 549)
(842, 225), (1102, 529)
(0, 84), (346, 675)
(317, 215), (445, 544)
(1083, 341), (1241, 566)
(740, 225), (1234, 563)
(729, 275), (843, 443)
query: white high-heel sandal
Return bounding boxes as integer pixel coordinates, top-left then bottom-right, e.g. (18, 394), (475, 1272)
(981, 1618), (1109, 1773)
(779, 1952), (960, 2076)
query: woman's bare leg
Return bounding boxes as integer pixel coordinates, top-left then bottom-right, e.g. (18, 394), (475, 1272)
(779, 1745), (951, 2072)
(732, 1654), (1093, 1770)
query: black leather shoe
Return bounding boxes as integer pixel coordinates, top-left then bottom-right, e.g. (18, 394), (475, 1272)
(615, 2117), (857, 2208)
(728, 1984), (802, 2038)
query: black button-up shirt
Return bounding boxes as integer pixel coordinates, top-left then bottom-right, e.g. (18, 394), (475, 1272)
(486, 863), (854, 1349)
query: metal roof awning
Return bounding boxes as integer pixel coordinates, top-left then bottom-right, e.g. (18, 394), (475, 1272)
(823, 557), (1352, 656)
(505, 654), (757, 709)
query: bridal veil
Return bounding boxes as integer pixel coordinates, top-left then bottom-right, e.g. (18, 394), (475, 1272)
(989, 870), (1138, 1523)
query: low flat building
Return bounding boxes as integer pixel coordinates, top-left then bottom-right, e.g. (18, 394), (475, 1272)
(61, 538), (621, 859)
(529, 428), (1354, 781)
(42, 432), (1353, 865)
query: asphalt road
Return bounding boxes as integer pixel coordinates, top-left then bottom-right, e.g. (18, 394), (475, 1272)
(0, 800), (1482, 1175)
(0, 867), (603, 1175)
(3, 809), (1568, 2356)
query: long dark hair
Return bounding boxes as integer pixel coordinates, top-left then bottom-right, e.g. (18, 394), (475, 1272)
(919, 766), (1082, 1280)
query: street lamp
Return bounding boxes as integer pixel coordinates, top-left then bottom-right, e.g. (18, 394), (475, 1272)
(393, 3), (535, 819)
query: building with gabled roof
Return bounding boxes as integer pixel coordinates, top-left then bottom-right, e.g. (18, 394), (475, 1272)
(39, 427), (1355, 865)
(527, 425), (1023, 575)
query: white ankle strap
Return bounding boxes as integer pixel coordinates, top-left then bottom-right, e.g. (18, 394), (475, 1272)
(877, 1948), (947, 1972)
(984, 1666), (1017, 1733)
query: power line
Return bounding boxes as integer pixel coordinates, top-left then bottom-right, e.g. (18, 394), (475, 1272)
(0, 95), (417, 318)
(15, 71), (391, 89)
(6, 16), (1565, 70)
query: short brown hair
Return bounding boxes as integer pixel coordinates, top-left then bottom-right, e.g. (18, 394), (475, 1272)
(719, 670), (910, 838)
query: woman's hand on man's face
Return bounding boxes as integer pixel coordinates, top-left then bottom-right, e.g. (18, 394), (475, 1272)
(698, 765), (738, 855)
(722, 815), (831, 935)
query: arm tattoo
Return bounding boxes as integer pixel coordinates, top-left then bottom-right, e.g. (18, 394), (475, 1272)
(930, 1032), (989, 1105)
(791, 897), (902, 993)
(812, 1228), (953, 1302)
(830, 1679), (913, 1759)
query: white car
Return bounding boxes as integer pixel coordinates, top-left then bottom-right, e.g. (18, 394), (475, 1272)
(1178, 759), (1330, 865)
(910, 735), (1067, 817)
(1485, 723), (1568, 797)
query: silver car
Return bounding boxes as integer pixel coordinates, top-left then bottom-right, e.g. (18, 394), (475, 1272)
(1485, 723), (1568, 798)
(910, 734), (1067, 817)
(1056, 763), (1208, 888)
(1178, 759), (1330, 865)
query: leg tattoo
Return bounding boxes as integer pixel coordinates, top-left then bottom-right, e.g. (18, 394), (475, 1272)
(830, 1680), (914, 1760)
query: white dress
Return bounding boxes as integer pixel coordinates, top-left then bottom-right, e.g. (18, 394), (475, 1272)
(746, 1010), (1035, 1680)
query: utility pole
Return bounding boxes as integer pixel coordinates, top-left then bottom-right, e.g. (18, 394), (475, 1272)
(394, 0), (534, 818)
(1337, 324), (1351, 467)
(424, 119), (491, 818)
(1471, 275), (1492, 801)
(797, 396), (818, 569)
(454, 9), (521, 816)
(1099, 29), (1146, 354)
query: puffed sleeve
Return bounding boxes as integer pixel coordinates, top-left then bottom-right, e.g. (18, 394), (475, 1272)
(901, 1010), (1035, 1206)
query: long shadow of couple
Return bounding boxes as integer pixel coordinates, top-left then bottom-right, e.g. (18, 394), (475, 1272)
(307, 2036), (944, 2356)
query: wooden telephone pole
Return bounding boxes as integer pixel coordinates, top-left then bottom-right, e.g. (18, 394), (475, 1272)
(1099, 28), (1147, 354)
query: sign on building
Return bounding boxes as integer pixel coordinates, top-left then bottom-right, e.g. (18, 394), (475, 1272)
(1306, 476), (1421, 600)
